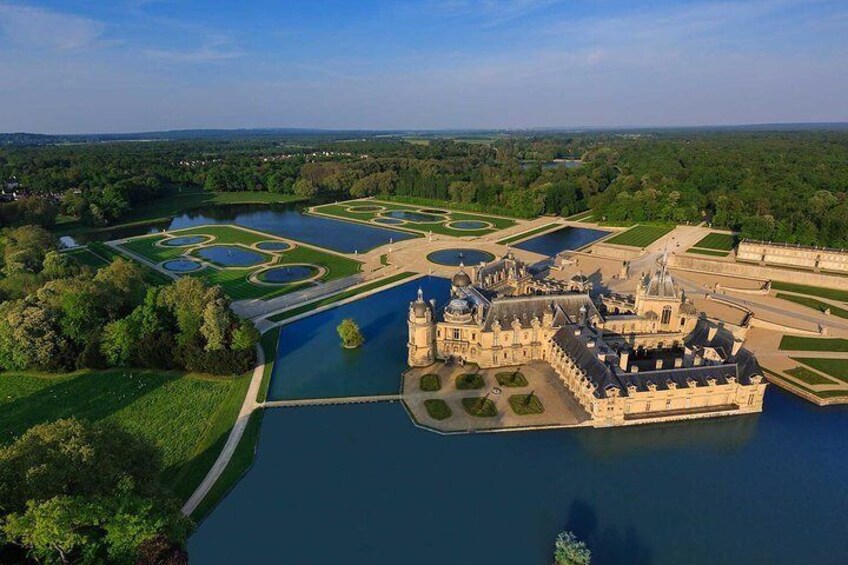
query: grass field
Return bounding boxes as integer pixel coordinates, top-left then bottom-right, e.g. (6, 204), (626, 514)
(497, 223), (558, 245)
(117, 225), (362, 301)
(775, 293), (848, 319)
(692, 233), (737, 251)
(605, 225), (674, 248)
(312, 198), (516, 237)
(267, 271), (417, 322)
(57, 188), (306, 236)
(687, 247), (730, 257)
(791, 358), (848, 384)
(771, 282), (848, 303)
(779, 336), (848, 352)
(0, 369), (250, 501)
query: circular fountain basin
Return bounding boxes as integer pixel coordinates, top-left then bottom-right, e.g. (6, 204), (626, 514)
(418, 208), (448, 214)
(446, 220), (491, 230)
(426, 248), (495, 266)
(348, 205), (385, 213)
(195, 245), (266, 267)
(163, 259), (203, 272)
(383, 210), (445, 223)
(162, 235), (210, 247)
(256, 241), (291, 252)
(259, 265), (319, 284)
(373, 217), (405, 225)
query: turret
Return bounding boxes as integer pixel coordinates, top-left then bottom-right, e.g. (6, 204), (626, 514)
(408, 287), (436, 367)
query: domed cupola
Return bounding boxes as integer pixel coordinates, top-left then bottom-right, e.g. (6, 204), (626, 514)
(444, 297), (473, 323)
(451, 263), (472, 289)
(411, 287), (429, 317)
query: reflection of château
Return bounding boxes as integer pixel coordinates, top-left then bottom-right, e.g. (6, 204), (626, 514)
(409, 252), (766, 427)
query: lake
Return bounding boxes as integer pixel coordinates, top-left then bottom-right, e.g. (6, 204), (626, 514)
(65, 202), (416, 253)
(188, 390), (848, 564)
(516, 226), (610, 256)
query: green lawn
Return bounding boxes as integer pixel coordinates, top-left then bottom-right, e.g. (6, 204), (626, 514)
(256, 327), (281, 403)
(380, 194), (527, 219)
(423, 399), (452, 420)
(791, 358), (848, 385)
(692, 232), (738, 251)
(65, 246), (110, 268)
(779, 336), (848, 352)
(267, 271), (417, 322)
(461, 397), (497, 417)
(687, 248), (730, 257)
(771, 282), (848, 303)
(495, 371), (528, 387)
(605, 225), (674, 248)
(497, 223), (559, 245)
(0, 369), (250, 502)
(456, 373), (485, 390)
(420, 373), (441, 392)
(312, 198), (516, 237)
(508, 394), (545, 415)
(775, 293), (848, 319)
(785, 366), (835, 386)
(761, 367), (848, 400)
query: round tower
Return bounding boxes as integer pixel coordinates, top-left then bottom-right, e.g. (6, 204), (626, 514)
(408, 288), (436, 367)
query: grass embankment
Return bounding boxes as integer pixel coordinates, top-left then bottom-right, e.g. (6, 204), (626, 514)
(0, 369), (250, 502)
(790, 358), (848, 385)
(762, 367), (848, 400)
(267, 271), (417, 323)
(255, 328), (281, 403)
(497, 223), (559, 245)
(785, 366), (835, 386)
(775, 293), (848, 319)
(313, 199), (516, 237)
(57, 189), (306, 236)
(605, 224), (674, 248)
(771, 282), (848, 303)
(779, 336), (848, 352)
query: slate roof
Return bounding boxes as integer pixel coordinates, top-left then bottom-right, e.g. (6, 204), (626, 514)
(481, 294), (599, 331)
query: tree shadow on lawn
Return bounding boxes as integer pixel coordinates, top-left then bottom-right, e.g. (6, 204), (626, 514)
(0, 370), (175, 445)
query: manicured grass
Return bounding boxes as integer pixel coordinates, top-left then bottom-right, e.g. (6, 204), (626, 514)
(191, 269), (309, 301)
(256, 328), (281, 403)
(508, 394), (545, 415)
(761, 367), (848, 400)
(380, 194), (528, 219)
(776, 293), (848, 319)
(423, 399), (452, 420)
(174, 224), (271, 246)
(0, 369), (250, 502)
(687, 247), (730, 257)
(693, 232), (737, 251)
(65, 246), (110, 268)
(461, 397), (497, 417)
(779, 336), (848, 353)
(495, 371), (528, 387)
(420, 373), (441, 392)
(120, 234), (184, 263)
(785, 366), (835, 386)
(771, 282), (848, 303)
(455, 373), (485, 390)
(312, 198), (517, 237)
(267, 272), (417, 322)
(791, 358), (848, 385)
(191, 410), (264, 522)
(497, 223), (558, 245)
(89, 241), (173, 285)
(605, 224), (674, 248)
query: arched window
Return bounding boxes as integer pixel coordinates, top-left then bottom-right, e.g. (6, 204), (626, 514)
(661, 306), (672, 325)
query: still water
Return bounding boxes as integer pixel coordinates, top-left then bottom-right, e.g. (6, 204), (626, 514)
(65, 203), (416, 253)
(189, 392), (848, 564)
(516, 226), (610, 256)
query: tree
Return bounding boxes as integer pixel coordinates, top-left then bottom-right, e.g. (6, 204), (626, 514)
(200, 289), (232, 352)
(101, 318), (138, 366)
(337, 318), (365, 349)
(554, 531), (591, 565)
(231, 322), (260, 351)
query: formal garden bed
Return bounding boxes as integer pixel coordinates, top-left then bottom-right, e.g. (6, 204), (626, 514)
(424, 399), (452, 420)
(455, 373), (485, 390)
(461, 397), (497, 417)
(420, 373), (441, 392)
(508, 394), (545, 415)
(496, 371), (528, 387)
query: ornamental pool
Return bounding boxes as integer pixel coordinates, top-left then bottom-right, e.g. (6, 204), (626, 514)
(516, 226), (610, 256)
(189, 278), (848, 564)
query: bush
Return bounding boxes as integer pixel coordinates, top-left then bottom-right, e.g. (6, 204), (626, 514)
(496, 371), (528, 387)
(455, 373), (484, 390)
(420, 373), (441, 392)
(461, 397), (497, 417)
(423, 399), (452, 420)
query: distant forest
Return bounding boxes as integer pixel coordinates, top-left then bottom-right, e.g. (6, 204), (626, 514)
(2, 130), (847, 247)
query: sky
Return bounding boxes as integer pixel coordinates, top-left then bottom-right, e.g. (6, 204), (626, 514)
(0, 0), (846, 133)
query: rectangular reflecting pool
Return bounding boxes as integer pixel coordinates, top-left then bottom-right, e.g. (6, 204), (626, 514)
(268, 277), (450, 400)
(189, 389), (848, 564)
(516, 226), (610, 256)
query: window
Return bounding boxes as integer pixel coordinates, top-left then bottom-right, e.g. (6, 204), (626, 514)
(453, 329), (461, 340)
(471, 332), (476, 340)
(661, 306), (672, 325)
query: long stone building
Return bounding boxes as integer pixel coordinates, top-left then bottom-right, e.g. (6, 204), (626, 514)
(737, 239), (848, 274)
(408, 253), (766, 427)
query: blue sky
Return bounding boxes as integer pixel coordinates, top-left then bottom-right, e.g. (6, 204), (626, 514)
(1, 0), (846, 133)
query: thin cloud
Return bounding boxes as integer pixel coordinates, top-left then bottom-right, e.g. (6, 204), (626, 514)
(0, 3), (104, 51)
